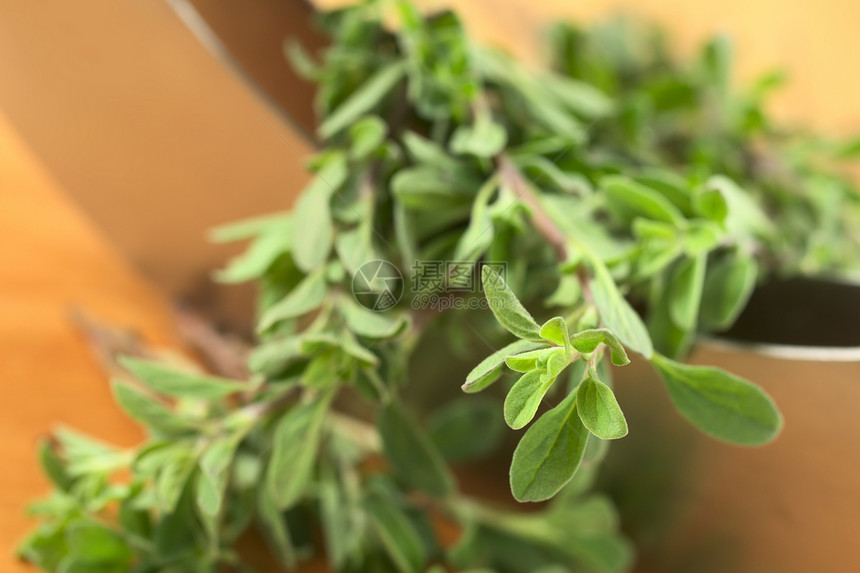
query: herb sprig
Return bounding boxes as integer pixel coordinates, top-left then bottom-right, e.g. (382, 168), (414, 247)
(19, 1), (859, 572)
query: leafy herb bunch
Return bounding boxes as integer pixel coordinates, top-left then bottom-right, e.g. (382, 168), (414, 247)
(20, 1), (860, 573)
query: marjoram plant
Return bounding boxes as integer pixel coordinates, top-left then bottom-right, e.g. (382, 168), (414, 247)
(19, 1), (860, 572)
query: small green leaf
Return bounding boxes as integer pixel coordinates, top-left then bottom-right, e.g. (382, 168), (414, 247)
(349, 115), (388, 160)
(505, 347), (553, 373)
(668, 254), (706, 331)
(111, 382), (193, 434)
(319, 61), (407, 139)
(265, 391), (333, 509)
(378, 401), (455, 497)
(38, 439), (73, 491)
(652, 354), (782, 445)
(256, 486), (297, 567)
(340, 296), (409, 338)
(195, 436), (240, 517)
(589, 258), (653, 358)
(453, 177), (497, 261)
(258, 269), (327, 331)
(450, 116), (507, 158)
(482, 266), (542, 340)
(576, 375), (628, 439)
(504, 369), (556, 430)
(119, 357), (244, 400)
(215, 226), (292, 284)
(427, 397), (505, 463)
(571, 329), (630, 366)
(509, 390), (588, 502)
(364, 490), (426, 573)
(602, 175), (685, 225)
(693, 187), (728, 223)
(462, 340), (546, 393)
(700, 252), (758, 330)
(65, 522), (131, 564)
(291, 153), (348, 272)
(539, 317), (570, 351)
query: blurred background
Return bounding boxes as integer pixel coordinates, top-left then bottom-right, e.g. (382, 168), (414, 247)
(1, 0), (859, 571)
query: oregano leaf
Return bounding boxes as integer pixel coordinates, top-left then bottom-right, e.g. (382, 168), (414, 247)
(652, 354), (782, 445)
(482, 265), (542, 341)
(509, 391), (588, 502)
(576, 375), (628, 439)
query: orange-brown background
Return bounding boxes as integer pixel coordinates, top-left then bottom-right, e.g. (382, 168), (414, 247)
(1, 0), (858, 571)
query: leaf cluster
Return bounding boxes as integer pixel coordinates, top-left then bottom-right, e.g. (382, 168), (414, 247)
(21, 1), (859, 572)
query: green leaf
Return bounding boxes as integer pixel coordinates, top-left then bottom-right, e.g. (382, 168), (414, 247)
(652, 354), (782, 445)
(576, 375), (628, 439)
(340, 296), (409, 338)
(258, 269), (327, 331)
(215, 226), (292, 284)
(505, 347), (553, 373)
(504, 369), (556, 430)
(668, 254), (706, 331)
(378, 401), (455, 497)
(111, 382), (193, 434)
(349, 115), (388, 160)
(195, 436), (240, 517)
(509, 390), (588, 502)
(462, 340), (546, 393)
(700, 252), (758, 329)
(119, 357), (244, 400)
(546, 273), (582, 307)
(601, 175), (685, 225)
(256, 486), (297, 568)
(543, 74), (614, 119)
(571, 329), (629, 366)
(209, 211), (291, 243)
(427, 397), (505, 463)
(65, 522), (131, 564)
(450, 116), (507, 158)
(38, 439), (73, 491)
(364, 490), (426, 573)
(319, 61), (407, 139)
(265, 391), (333, 509)
(588, 258), (653, 358)
(453, 177), (497, 261)
(482, 266), (542, 340)
(335, 225), (377, 277)
(291, 153), (348, 272)
(391, 166), (475, 210)
(693, 187), (728, 223)
(539, 317), (570, 351)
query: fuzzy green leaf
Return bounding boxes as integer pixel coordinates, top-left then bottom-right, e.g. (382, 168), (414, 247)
(668, 254), (706, 331)
(589, 259), (653, 358)
(258, 269), (327, 331)
(576, 375), (628, 439)
(119, 357), (244, 400)
(504, 369), (556, 430)
(571, 329), (630, 366)
(378, 401), (455, 497)
(319, 61), (407, 139)
(291, 154), (348, 272)
(265, 391), (333, 509)
(462, 340), (546, 393)
(509, 390), (588, 502)
(482, 266), (542, 340)
(700, 252), (758, 329)
(652, 354), (782, 445)
(111, 382), (194, 434)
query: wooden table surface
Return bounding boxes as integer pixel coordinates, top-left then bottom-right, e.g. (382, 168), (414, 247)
(0, 111), (181, 571)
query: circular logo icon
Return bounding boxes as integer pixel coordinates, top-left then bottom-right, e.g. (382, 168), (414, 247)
(351, 260), (404, 311)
